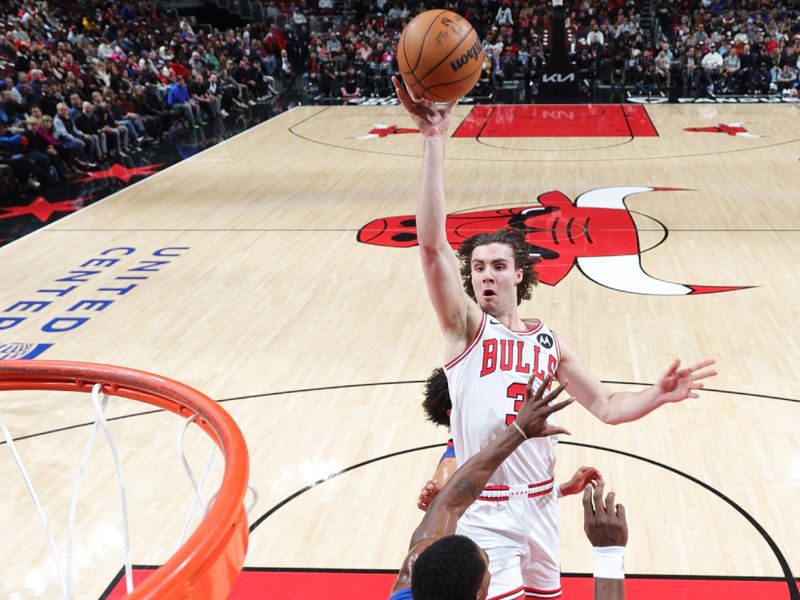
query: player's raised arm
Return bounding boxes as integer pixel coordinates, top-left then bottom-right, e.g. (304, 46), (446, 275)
(393, 76), (480, 347)
(557, 337), (717, 425)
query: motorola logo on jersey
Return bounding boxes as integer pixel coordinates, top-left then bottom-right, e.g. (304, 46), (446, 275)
(537, 333), (554, 349)
(357, 186), (751, 296)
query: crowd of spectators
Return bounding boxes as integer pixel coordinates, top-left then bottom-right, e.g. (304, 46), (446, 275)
(0, 0), (279, 194)
(658, 1), (800, 97)
(2, 0), (799, 193)
(261, 0), (800, 100)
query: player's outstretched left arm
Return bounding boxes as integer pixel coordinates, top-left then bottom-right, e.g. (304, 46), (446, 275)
(557, 338), (716, 425)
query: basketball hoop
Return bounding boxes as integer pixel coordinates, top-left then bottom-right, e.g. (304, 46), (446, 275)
(0, 360), (249, 599)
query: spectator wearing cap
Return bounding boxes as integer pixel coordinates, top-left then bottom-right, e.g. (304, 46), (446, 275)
(701, 43), (723, 94)
(496, 1), (513, 27)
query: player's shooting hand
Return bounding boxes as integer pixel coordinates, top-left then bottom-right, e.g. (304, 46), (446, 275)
(392, 75), (456, 137)
(514, 373), (574, 438)
(417, 479), (440, 511)
(559, 466), (602, 497)
(655, 358), (717, 404)
(583, 481), (628, 547)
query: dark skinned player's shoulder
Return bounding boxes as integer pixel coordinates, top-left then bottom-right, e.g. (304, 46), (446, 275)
(388, 586), (413, 600)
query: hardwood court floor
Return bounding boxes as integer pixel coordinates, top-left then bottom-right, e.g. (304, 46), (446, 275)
(0, 103), (799, 599)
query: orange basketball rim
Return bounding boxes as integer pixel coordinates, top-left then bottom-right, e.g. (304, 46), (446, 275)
(0, 360), (250, 600)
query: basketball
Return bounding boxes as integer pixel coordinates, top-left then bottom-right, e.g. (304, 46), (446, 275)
(397, 10), (484, 102)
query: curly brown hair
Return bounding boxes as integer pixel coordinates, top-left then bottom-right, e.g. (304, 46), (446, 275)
(422, 367), (450, 427)
(456, 229), (540, 305)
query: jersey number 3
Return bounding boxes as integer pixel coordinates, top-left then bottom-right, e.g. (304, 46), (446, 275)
(505, 382), (526, 426)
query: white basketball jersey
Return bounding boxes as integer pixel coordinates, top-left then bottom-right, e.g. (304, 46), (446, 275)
(445, 312), (561, 486)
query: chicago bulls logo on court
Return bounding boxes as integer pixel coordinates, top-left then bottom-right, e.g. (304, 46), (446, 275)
(357, 186), (750, 296)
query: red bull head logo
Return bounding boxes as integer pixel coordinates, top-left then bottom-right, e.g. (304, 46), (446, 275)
(358, 186), (750, 296)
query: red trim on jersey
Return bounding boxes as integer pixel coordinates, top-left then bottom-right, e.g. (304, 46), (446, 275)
(478, 495), (511, 502)
(528, 477), (555, 488)
(444, 312), (487, 370)
(513, 318), (543, 334)
(524, 585), (562, 598)
(479, 479), (554, 501)
(527, 477), (555, 499)
(527, 487), (554, 499)
(489, 585), (526, 600)
(479, 484), (511, 502)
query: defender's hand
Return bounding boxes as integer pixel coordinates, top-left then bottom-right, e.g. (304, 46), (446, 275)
(514, 373), (574, 438)
(583, 481), (628, 547)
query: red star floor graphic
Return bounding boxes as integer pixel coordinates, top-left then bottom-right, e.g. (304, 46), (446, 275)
(77, 162), (164, 183)
(0, 195), (89, 222)
(356, 124), (420, 139)
(684, 123), (758, 137)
